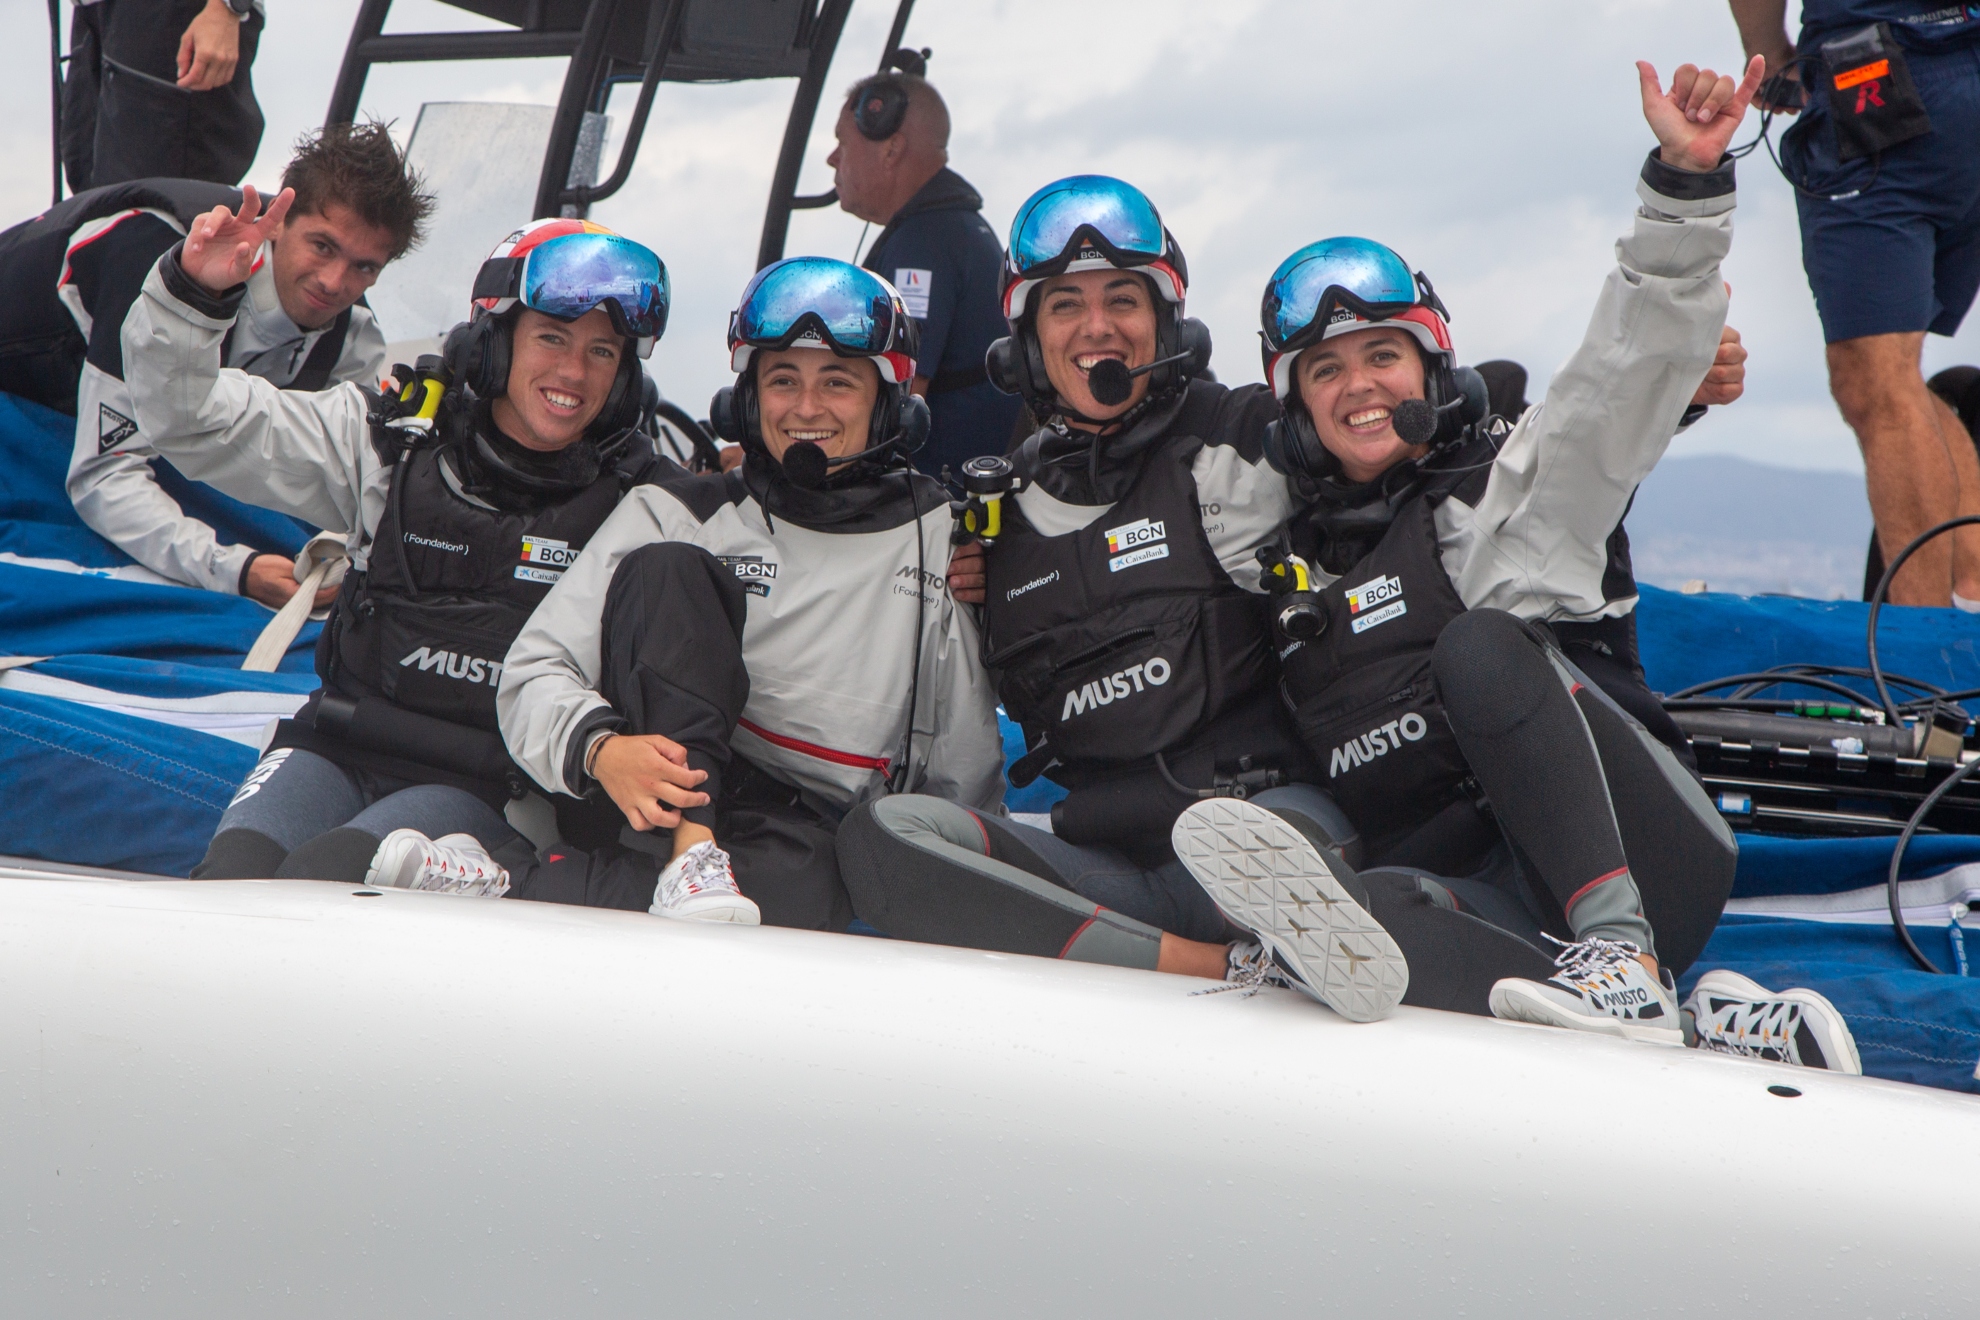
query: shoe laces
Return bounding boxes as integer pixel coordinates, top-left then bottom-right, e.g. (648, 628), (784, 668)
(411, 839), (509, 897)
(1694, 994), (1800, 1060)
(1544, 933), (1646, 992)
(1191, 940), (1288, 998)
(662, 840), (739, 905)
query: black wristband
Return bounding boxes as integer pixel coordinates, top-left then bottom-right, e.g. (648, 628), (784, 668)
(1640, 148), (1736, 202)
(162, 242), (249, 319)
(237, 551), (265, 596)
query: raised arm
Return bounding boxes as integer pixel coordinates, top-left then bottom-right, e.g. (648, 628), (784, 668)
(1445, 57), (1763, 620)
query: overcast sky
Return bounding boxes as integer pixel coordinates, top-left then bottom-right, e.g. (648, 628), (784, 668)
(7, 0), (1978, 474)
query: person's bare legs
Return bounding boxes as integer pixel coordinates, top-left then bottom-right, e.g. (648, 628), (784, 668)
(1828, 332), (1980, 605)
(1157, 933), (1230, 979)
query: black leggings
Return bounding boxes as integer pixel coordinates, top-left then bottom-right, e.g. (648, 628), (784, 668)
(836, 787), (1558, 1016)
(1386, 609), (1736, 975)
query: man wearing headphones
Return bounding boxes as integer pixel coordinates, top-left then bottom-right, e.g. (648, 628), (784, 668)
(826, 62), (1020, 477)
(497, 257), (1003, 929)
(119, 197), (673, 892)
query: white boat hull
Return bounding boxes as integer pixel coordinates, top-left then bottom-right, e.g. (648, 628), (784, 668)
(2, 873), (1974, 1315)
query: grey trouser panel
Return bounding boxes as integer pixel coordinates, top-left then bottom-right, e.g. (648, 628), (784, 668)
(838, 796), (1165, 970)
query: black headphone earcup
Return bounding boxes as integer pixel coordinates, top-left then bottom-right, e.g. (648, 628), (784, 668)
(1453, 365), (1489, 427)
(709, 385), (745, 445)
(853, 81), (911, 140)
(593, 358), (642, 437)
(1176, 317), (1212, 377)
(984, 338), (1021, 396)
(1262, 417), (1294, 477)
(897, 392), (931, 455)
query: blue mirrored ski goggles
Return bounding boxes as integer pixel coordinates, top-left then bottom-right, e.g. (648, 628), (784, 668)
(732, 257), (906, 356)
(477, 231), (670, 341)
(1007, 175), (1168, 279)
(1260, 237), (1443, 353)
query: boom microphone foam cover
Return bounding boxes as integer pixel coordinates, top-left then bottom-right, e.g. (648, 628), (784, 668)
(1390, 397), (1438, 446)
(1085, 358), (1133, 407)
(781, 442), (829, 489)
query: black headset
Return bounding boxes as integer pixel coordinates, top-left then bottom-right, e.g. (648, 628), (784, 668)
(708, 369), (930, 484)
(985, 276), (1212, 419)
(1261, 351), (1489, 482)
(442, 311), (644, 440)
(850, 50), (933, 140)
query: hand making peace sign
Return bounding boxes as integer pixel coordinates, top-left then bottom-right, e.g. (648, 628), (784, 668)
(180, 184), (296, 296)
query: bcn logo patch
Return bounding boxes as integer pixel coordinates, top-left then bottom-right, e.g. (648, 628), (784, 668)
(719, 555), (778, 597)
(1104, 518), (1166, 554)
(520, 536), (577, 569)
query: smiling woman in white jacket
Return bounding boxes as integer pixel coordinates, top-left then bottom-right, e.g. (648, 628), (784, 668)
(496, 258), (1004, 930)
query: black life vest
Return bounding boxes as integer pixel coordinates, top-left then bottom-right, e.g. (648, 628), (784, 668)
(984, 429), (1306, 846)
(0, 177), (354, 409)
(1278, 494), (1475, 844)
(278, 420), (643, 801)
(0, 178), (242, 411)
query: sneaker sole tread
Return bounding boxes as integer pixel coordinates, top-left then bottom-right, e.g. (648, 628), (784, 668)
(1172, 798), (1406, 1023)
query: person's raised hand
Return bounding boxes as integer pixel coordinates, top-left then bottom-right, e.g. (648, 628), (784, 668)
(180, 185), (292, 295)
(591, 731), (711, 832)
(717, 444), (745, 473)
(948, 538), (987, 605)
(1691, 323), (1748, 408)
(177, 0), (243, 91)
(1637, 55), (1766, 173)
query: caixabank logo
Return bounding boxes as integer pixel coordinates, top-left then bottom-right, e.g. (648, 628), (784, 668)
(1104, 517), (1168, 573)
(720, 555), (779, 597)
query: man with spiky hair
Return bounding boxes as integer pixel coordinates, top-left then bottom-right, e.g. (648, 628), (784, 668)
(0, 122), (432, 606)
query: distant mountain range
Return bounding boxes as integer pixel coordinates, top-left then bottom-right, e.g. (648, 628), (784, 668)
(1624, 455), (1872, 601)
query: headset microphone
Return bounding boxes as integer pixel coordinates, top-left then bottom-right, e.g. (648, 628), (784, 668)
(1085, 348), (1200, 407)
(1389, 397), (1439, 446)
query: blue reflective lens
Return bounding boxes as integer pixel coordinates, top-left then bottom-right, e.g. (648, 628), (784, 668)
(1262, 237), (1418, 349)
(522, 233), (670, 339)
(735, 257), (898, 354)
(1008, 175), (1166, 275)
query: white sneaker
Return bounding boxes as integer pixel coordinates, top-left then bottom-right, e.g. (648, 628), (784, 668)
(1685, 970), (1863, 1074)
(1191, 939), (1292, 999)
(651, 840), (760, 925)
(1489, 936), (1682, 1046)
(1172, 797), (1408, 1022)
(365, 829), (510, 897)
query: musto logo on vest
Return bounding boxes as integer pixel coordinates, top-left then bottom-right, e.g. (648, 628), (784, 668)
(1062, 657), (1171, 720)
(1104, 518), (1168, 572)
(400, 646), (504, 687)
(1344, 573), (1406, 634)
(517, 535), (577, 585)
(1330, 711), (1428, 778)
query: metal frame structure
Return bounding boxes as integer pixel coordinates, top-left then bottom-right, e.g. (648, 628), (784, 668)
(324, 0), (915, 270)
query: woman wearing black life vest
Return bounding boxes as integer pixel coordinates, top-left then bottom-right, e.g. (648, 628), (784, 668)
(839, 57), (1825, 1048)
(120, 193), (673, 893)
(1199, 57), (1775, 1044)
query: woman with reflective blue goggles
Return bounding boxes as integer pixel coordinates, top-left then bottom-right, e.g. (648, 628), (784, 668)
(712, 256), (927, 484)
(472, 219), (670, 354)
(1258, 236), (1453, 402)
(1002, 174), (1188, 318)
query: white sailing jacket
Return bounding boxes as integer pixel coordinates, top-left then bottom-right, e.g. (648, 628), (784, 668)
(498, 467), (1007, 818)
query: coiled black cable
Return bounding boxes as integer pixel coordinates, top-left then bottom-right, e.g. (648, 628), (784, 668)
(1870, 516), (1980, 973)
